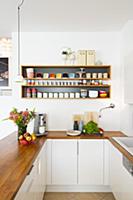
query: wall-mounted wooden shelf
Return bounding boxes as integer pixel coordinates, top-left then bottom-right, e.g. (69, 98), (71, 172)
(21, 65), (111, 99)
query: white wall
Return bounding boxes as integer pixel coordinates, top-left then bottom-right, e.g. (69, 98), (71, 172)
(0, 32), (122, 139)
(120, 20), (133, 136)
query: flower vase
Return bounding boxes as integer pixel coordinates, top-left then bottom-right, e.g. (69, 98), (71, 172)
(18, 125), (27, 139)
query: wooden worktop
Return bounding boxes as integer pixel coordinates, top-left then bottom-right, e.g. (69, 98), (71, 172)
(0, 133), (46, 200)
(0, 130), (132, 200)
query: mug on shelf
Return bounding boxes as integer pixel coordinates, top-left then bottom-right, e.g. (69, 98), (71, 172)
(26, 68), (34, 79)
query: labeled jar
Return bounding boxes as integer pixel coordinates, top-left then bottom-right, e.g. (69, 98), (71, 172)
(75, 92), (80, 98)
(26, 68), (34, 78)
(43, 92), (48, 98)
(37, 92), (42, 98)
(59, 93), (64, 98)
(49, 93), (53, 98)
(92, 73), (97, 79)
(103, 73), (108, 79)
(32, 88), (37, 98)
(64, 92), (69, 98)
(80, 89), (88, 98)
(54, 93), (58, 98)
(98, 73), (102, 79)
(70, 93), (75, 98)
(86, 73), (91, 79)
(26, 88), (31, 98)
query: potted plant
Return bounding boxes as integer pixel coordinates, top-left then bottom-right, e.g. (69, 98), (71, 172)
(5, 108), (36, 141)
(83, 121), (104, 135)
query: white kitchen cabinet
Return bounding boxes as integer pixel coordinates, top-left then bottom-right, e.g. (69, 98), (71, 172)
(15, 142), (47, 200)
(103, 140), (110, 185)
(51, 139), (77, 185)
(110, 143), (133, 200)
(78, 139), (104, 185)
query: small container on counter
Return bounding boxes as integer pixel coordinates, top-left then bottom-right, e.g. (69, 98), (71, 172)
(73, 121), (79, 130)
(79, 120), (84, 132)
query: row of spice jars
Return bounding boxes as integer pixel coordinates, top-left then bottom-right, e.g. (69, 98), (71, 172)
(24, 79), (109, 86)
(26, 88), (81, 99)
(26, 88), (108, 99)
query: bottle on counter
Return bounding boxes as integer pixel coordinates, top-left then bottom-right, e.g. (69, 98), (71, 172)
(79, 120), (84, 132)
(73, 121), (79, 130)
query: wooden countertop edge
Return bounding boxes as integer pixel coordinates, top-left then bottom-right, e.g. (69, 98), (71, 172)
(0, 130), (133, 200)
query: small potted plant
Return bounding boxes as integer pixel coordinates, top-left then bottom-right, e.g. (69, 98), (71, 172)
(83, 121), (104, 135)
(5, 108), (36, 144)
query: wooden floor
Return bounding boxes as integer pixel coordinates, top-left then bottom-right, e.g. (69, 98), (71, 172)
(44, 192), (116, 200)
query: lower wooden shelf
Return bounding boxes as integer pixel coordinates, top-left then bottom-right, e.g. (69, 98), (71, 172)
(21, 97), (110, 100)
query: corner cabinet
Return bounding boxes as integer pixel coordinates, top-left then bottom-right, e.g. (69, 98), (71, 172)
(21, 65), (111, 99)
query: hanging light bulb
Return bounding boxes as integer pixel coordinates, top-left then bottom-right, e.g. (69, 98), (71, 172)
(15, 0), (25, 83)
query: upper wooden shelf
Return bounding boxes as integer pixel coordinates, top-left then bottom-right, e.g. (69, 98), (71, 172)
(21, 65), (111, 68)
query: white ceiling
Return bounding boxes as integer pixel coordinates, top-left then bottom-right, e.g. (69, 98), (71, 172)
(0, 0), (133, 36)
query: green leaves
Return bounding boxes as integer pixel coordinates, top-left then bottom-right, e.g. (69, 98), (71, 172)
(83, 121), (99, 134)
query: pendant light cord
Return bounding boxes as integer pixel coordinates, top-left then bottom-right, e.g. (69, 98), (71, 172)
(18, 0), (25, 75)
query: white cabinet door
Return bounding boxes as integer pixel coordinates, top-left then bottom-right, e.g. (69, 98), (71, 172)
(78, 139), (104, 185)
(110, 143), (133, 200)
(103, 140), (110, 185)
(52, 139), (77, 185)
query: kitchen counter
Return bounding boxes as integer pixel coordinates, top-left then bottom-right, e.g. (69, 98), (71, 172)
(0, 133), (46, 200)
(0, 130), (132, 200)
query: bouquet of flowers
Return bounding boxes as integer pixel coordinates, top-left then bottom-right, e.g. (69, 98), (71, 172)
(6, 108), (36, 143)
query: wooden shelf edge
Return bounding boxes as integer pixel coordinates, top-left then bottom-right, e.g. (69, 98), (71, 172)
(21, 85), (111, 88)
(21, 97), (111, 100)
(21, 65), (111, 68)
(22, 78), (111, 80)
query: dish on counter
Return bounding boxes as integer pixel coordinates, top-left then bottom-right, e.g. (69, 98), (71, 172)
(66, 130), (81, 136)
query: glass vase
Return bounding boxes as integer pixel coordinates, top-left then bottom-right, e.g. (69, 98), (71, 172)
(18, 125), (27, 139)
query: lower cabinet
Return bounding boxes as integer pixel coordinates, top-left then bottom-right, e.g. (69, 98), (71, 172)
(51, 139), (77, 185)
(110, 143), (133, 200)
(15, 142), (47, 200)
(78, 139), (104, 185)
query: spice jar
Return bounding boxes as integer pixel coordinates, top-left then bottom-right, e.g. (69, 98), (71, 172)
(26, 88), (31, 98)
(32, 88), (37, 98)
(80, 89), (88, 98)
